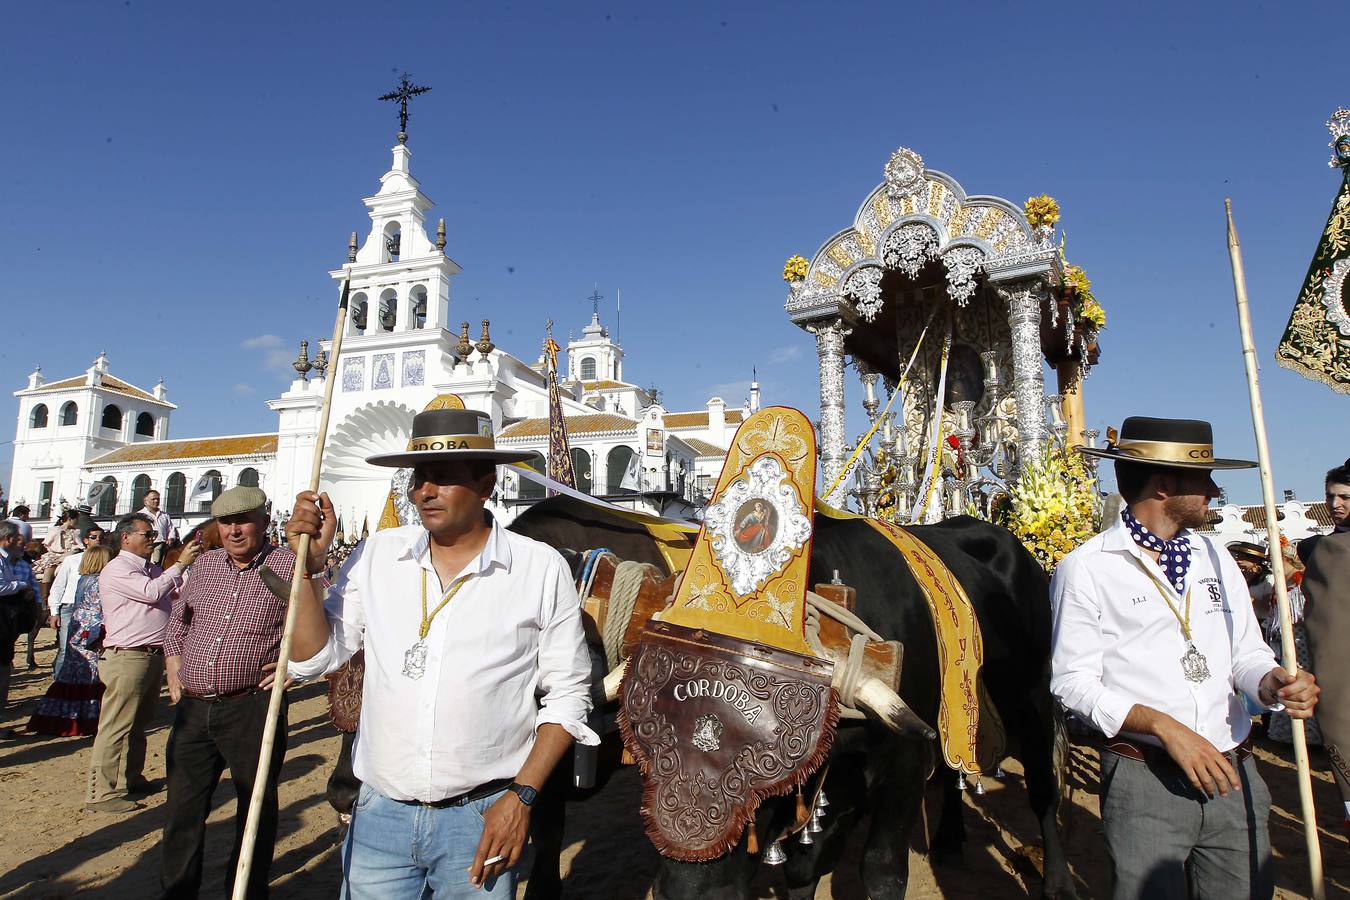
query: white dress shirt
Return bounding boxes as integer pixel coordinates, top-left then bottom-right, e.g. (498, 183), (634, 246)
(1050, 514), (1278, 752)
(139, 507), (174, 543)
(48, 551), (85, 613)
(290, 515), (599, 802)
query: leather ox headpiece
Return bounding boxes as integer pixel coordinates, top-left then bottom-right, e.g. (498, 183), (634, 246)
(619, 406), (838, 861)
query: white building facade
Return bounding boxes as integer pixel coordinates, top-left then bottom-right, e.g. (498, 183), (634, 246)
(7, 134), (756, 537)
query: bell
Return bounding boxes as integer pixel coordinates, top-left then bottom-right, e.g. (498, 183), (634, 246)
(816, 790), (829, 810)
(807, 812), (823, 834)
(763, 840), (787, 865)
(973, 777), (986, 796)
(994, 766), (1006, 780)
(956, 774), (968, 792)
(798, 827), (813, 846)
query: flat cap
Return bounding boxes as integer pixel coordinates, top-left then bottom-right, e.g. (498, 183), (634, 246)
(212, 486), (267, 519)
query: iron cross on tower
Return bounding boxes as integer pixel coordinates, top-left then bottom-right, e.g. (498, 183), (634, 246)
(589, 287), (603, 317)
(379, 73), (432, 144)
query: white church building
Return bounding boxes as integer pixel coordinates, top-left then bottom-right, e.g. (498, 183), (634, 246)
(8, 134), (758, 538)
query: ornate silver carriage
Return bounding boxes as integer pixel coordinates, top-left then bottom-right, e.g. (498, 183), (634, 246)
(785, 147), (1104, 520)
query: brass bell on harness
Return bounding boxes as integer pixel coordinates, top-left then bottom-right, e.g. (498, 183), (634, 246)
(956, 773), (968, 792)
(763, 840), (787, 865)
(815, 790), (829, 810)
(807, 812), (824, 834)
(798, 827), (814, 846)
(972, 776), (986, 796)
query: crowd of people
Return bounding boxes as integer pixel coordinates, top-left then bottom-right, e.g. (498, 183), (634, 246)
(0, 411), (1347, 899)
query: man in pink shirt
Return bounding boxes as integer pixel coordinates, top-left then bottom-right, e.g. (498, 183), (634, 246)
(85, 513), (201, 813)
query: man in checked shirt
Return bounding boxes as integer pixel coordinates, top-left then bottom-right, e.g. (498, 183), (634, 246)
(160, 486), (299, 900)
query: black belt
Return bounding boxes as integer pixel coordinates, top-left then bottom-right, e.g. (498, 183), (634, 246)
(184, 686), (262, 703)
(105, 644), (163, 655)
(396, 778), (512, 809)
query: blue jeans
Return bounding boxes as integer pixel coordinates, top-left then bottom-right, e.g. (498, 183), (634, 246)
(341, 783), (521, 899)
(52, 604), (74, 676)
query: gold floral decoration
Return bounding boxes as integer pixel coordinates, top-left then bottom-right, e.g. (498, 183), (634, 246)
(997, 444), (1099, 571)
(1023, 195), (1061, 230)
(783, 254), (810, 283)
(1063, 264), (1107, 332)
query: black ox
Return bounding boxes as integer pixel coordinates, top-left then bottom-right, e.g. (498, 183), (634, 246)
(510, 496), (1076, 900)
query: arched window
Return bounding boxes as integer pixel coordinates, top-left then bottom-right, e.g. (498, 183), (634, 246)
(580, 357), (597, 381)
(383, 222), (401, 263)
(60, 401), (78, 426)
(410, 287), (428, 329)
(238, 467), (260, 488)
(29, 404), (48, 428)
(135, 412), (155, 437)
(349, 293), (369, 335)
(131, 474), (153, 511)
(165, 472), (187, 514)
(607, 446), (636, 493)
(518, 453), (546, 500)
(570, 448), (593, 494)
(378, 289), (397, 332)
(96, 476), (117, 517)
(101, 404), (124, 431)
(199, 469), (223, 511)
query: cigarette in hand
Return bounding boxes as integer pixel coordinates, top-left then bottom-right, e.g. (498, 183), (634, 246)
(483, 855), (506, 867)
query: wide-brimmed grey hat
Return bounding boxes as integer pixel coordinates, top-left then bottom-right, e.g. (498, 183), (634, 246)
(212, 486), (268, 519)
(1076, 416), (1257, 471)
(366, 408), (533, 468)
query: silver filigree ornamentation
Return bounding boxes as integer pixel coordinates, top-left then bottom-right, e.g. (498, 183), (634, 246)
(1328, 107), (1350, 168)
(809, 320), (850, 494)
(1323, 258), (1350, 336)
(996, 279), (1050, 468)
(884, 147), (925, 200)
(703, 455), (813, 597)
(883, 224), (939, 278)
(844, 267), (885, 321)
(691, 714), (724, 752)
(941, 247), (985, 307)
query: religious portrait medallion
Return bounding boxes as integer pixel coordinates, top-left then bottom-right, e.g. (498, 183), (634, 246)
(703, 455), (812, 598)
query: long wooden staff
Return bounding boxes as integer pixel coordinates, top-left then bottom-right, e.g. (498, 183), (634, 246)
(1225, 200), (1325, 900)
(233, 279), (350, 899)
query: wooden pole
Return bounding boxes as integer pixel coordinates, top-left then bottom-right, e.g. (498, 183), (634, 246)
(1224, 200), (1325, 900)
(232, 279), (350, 899)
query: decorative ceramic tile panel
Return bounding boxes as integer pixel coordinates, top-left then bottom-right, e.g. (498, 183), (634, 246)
(372, 353), (395, 390)
(401, 350), (425, 387)
(342, 357), (365, 393)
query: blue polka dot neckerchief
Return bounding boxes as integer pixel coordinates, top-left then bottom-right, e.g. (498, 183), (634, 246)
(1121, 508), (1192, 595)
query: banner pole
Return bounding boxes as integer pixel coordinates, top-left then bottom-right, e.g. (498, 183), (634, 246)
(232, 278), (351, 899)
(1225, 200), (1325, 900)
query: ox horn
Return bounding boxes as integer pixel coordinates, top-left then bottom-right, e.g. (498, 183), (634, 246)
(851, 676), (936, 741)
(603, 659), (629, 703)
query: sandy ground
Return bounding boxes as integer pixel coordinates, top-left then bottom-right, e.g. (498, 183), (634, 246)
(2, 632), (1348, 899)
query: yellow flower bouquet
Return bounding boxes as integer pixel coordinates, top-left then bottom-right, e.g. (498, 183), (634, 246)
(999, 444), (1099, 571)
(1024, 194), (1061, 230)
(783, 254), (809, 283)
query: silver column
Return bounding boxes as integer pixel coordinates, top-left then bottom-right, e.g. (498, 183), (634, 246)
(997, 278), (1048, 468)
(808, 318), (852, 496)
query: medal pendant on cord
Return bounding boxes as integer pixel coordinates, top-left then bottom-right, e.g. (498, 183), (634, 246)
(1180, 642), (1210, 683)
(403, 639), (428, 680)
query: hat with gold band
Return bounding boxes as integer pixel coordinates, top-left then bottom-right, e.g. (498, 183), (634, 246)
(366, 408), (534, 468)
(1075, 416), (1256, 470)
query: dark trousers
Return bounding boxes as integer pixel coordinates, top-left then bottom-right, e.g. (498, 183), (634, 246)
(160, 691), (287, 900)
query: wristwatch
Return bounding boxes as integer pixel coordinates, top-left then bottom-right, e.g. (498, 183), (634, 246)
(506, 781), (538, 807)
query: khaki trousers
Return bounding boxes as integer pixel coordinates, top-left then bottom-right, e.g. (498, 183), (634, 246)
(88, 648), (164, 803)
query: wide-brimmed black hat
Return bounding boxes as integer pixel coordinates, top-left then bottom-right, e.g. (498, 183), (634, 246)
(366, 409), (534, 468)
(1076, 416), (1256, 470)
(1226, 540), (1270, 571)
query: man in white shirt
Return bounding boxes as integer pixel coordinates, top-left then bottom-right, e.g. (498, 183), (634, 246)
(287, 408), (597, 899)
(5, 506), (32, 543)
(1053, 416), (1319, 899)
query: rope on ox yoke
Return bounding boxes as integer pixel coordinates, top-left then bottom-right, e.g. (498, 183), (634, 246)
(604, 560), (650, 670)
(804, 590), (882, 718)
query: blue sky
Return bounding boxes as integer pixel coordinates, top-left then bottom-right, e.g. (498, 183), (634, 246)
(1, 1), (1344, 504)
